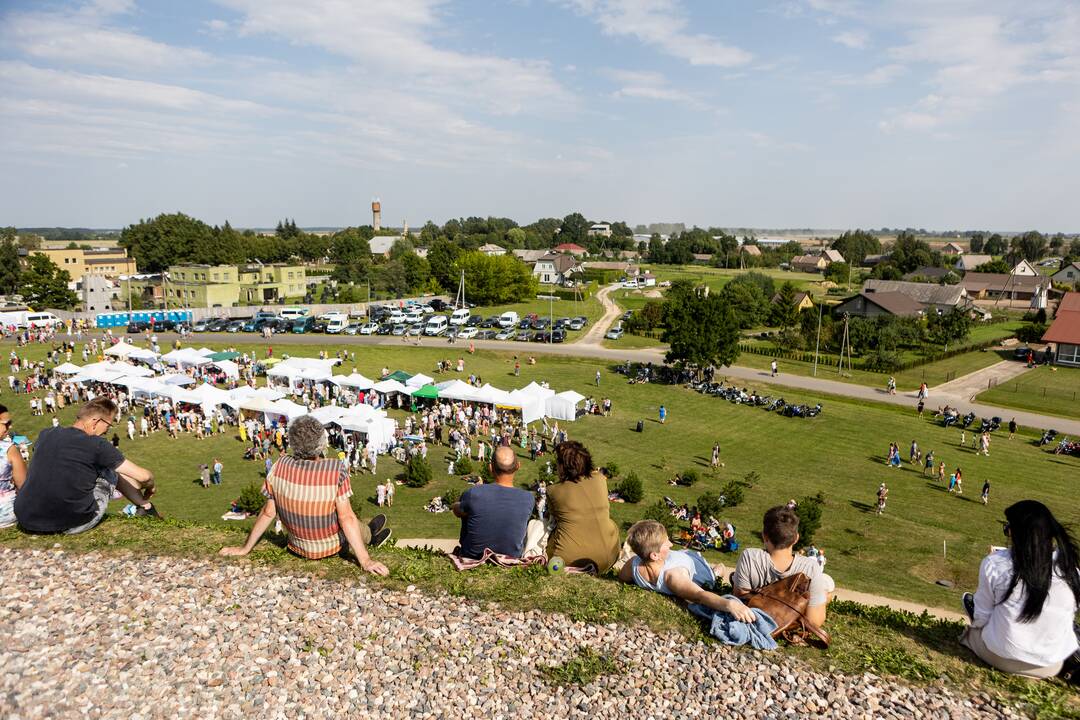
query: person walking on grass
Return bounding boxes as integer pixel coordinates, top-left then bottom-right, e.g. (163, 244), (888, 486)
(384, 479), (394, 508)
(595, 370), (601, 387)
(711, 442), (720, 469)
(887, 376), (896, 395)
(659, 405), (667, 424)
(770, 359), (778, 377)
(212, 458), (223, 485)
(923, 450), (935, 477)
(876, 483), (888, 515)
(200, 464), (211, 489)
(1008, 418), (1017, 440)
(981, 480), (991, 506)
(938, 461), (947, 484)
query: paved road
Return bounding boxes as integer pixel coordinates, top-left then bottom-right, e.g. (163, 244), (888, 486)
(148, 330), (1080, 435)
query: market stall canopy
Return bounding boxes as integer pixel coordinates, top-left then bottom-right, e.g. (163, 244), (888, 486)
(237, 396), (281, 414)
(159, 373), (196, 386)
(299, 366), (333, 382)
(372, 379), (409, 395)
(103, 342), (135, 358)
(161, 348), (214, 367)
(265, 399), (308, 423)
(475, 384), (512, 406)
(436, 380), (479, 402)
(410, 384), (440, 399)
(330, 373), (376, 390)
(126, 347), (160, 363)
(507, 389), (545, 424)
(308, 405), (349, 425)
(208, 359), (240, 379)
(518, 381), (556, 399)
(207, 351), (240, 361)
(546, 390), (586, 422)
(381, 370), (412, 383)
(53, 362), (82, 374)
(405, 373), (434, 388)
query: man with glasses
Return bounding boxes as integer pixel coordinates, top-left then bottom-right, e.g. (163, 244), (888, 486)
(15, 397), (159, 534)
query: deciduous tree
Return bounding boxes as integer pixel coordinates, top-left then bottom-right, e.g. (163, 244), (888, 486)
(22, 254), (78, 309)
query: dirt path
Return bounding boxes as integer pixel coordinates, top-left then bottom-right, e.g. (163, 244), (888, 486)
(575, 283), (622, 347)
(932, 360), (1035, 403)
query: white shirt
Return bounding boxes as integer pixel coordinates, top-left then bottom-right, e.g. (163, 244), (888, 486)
(972, 549), (1079, 666)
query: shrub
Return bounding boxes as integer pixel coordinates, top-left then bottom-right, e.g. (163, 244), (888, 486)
(455, 455), (474, 476)
(443, 487), (462, 506)
(235, 481), (266, 515)
(863, 349), (903, 372)
(719, 480), (744, 508)
(537, 462), (556, 486)
(696, 492), (723, 520)
(794, 492), (825, 550)
(742, 470), (760, 488)
(616, 472), (643, 503)
(403, 454), (433, 488)
(602, 460), (620, 479)
(1015, 322), (1047, 344)
(677, 468), (699, 487)
(641, 500), (677, 536)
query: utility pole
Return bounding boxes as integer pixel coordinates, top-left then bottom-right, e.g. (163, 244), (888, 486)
(812, 301), (823, 377)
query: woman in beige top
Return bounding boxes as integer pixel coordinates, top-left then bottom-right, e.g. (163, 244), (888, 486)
(545, 441), (620, 573)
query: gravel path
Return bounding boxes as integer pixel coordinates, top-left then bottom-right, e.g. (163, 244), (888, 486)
(1, 548), (1018, 719)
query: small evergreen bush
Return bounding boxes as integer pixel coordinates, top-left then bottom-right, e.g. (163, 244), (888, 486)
(616, 472), (643, 503)
(443, 487), (462, 506)
(235, 481), (266, 514)
(455, 455), (474, 476)
(696, 492), (723, 519)
(641, 500), (677, 536)
(404, 455), (433, 488)
(677, 468), (699, 487)
(602, 460), (620, 478)
(794, 492), (825, 550)
(719, 480), (744, 508)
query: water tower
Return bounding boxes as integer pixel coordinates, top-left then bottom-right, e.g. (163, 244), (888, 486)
(371, 199), (381, 232)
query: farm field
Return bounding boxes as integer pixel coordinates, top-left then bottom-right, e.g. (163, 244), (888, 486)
(976, 364), (1080, 420)
(3, 336), (1077, 612)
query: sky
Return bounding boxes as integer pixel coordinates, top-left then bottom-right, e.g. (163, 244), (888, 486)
(1, 0), (1078, 232)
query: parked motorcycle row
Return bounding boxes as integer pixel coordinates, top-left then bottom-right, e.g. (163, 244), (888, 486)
(688, 380), (823, 418)
(1038, 429), (1080, 457)
(940, 410), (1001, 434)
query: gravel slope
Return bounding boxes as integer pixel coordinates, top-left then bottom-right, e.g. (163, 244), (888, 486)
(1, 548), (1017, 719)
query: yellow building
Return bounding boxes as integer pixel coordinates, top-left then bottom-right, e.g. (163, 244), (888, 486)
(152, 263), (309, 307)
(37, 247), (137, 279)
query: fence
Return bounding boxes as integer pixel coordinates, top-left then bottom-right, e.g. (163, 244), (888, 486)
(985, 377), (1079, 403)
(735, 335), (1008, 374)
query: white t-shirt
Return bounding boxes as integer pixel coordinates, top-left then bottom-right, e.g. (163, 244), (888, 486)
(972, 549), (1079, 666)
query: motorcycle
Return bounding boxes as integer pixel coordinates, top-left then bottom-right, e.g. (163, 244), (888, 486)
(1039, 429), (1058, 446)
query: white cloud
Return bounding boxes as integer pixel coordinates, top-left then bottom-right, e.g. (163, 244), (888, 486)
(831, 30), (868, 49)
(561, 0), (751, 67)
(604, 69), (703, 106)
(217, 0), (573, 116)
(0, 4), (213, 72)
(832, 63), (905, 86)
(746, 131), (811, 153)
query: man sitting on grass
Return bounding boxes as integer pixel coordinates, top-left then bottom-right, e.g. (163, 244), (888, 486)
(619, 519), (756, 622)
(452, 445), (535, 559)
(220, 414), (390, 576)
(732, 505), (835, 627)
(15, 397), (159, 535)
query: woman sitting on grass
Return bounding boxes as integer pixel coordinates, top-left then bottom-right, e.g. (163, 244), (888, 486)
(544, 441), (620, 573)
(960, 500), (1080, 679)
(0, 404), (29, 528)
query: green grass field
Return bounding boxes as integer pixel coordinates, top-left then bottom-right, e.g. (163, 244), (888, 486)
(4, 336), (1077, 613)
(977, 365), (1080, 420)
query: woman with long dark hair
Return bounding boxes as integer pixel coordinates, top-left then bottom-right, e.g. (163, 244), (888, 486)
(0, 403), (29, 528)
(961, 500), (1080, 678)
(544, 441), (620, 572)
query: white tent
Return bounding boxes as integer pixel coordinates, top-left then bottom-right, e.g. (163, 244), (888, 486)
(330, 373), (376, 390)
(405, 373), (434, 388)
(187, 384), (232, 414)
(161, 348), (214, 368)
(299, 366), (333, 382)
(264, 399), (308, 424)
(208, 359), (240, 380)
(53, 362), (82, 375)
(127, 347), (160, 363)
(159, 373), (196, 386)
(546, 390), (586, 422)
(128, 378), (169, 398)
(507, 389), (546, 425)
(308, 405), (349, 425)
(372, 379), (409, 395)
(334, 408), (396, 451)
(436, 380), (479, 402)
(104, 342), (136, 358)
(519, 381), (556, 399)
(474, 383), (512, 406)
(237, 396), (281, 414)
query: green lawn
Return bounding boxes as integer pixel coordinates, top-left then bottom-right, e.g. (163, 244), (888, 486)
(977, 364), (1080, 420)
(639, 264), (830, 297)
(4, 337), (1078, 613)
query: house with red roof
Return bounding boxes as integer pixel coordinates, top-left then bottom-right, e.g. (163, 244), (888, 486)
(1043, 292), (1080, 367)
(553, 242), (587, 257)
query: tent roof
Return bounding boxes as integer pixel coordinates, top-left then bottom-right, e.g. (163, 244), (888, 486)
(207, 351), (240, 361)
(410, 384), (440, 399)
(104, 342), (135, 357)
(53, 362), (82, 374)
(555, 390), (586, 404)
(372, 379), (409, 394)
(331, 373), (376, 390)
(382, 370), (413, 383)
(406, 373), (434, 388)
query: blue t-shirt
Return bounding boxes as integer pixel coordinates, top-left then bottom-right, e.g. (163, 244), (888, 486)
(458, 483), (535, 559)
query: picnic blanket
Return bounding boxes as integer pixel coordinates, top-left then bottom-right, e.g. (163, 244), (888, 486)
(447, 548), (598, 575)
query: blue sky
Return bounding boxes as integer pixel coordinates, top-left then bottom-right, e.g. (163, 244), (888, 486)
(1, 0), (1078, 231)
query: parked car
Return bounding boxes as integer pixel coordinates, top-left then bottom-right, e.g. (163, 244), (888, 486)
(517, 318), (532, 330)
(343, 323), (362, 335)
(466, 314), (484, 327)
(359, 322), (379, 335)
(428, 298), (450, 312)
(376, 323), (393, 335)
(514, 331), (533, 342)
(407, 323), (425, 336)
(495, 328), (517, 341)
(532, 317), (551, 331)
(391, 323), (408, 336)
(456, 326), (479, 339)
(551, 329), (567, 343)
(226, 319), (246, 333)
(207, 318), (229, 332)
(532, 330), (552, 343)
(192, 319), (211, 332)
(569, 317), (587, 331)
(554, 317), (572, 330)
(605, 326), (624, 340)
(475, 330), (496, 340)
(1013, 346), (1034, 361)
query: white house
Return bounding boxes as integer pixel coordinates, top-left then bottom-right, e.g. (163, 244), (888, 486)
(1051, 262), (1080, 286)
(1010, 259), (1039, 277)
(588, 223), (612, 238)
(955, 254), (993, 272)
(369, 236), (396, 257)
(478, 243), (506, 256)
(533, 253), (581, 285)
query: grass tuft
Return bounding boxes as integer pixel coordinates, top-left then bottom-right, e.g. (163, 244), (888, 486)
(539, 646), (621, 686)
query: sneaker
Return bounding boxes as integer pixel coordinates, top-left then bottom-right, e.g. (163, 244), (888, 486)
(961, 592), (975, 621)
(367, 513), (387, 536)
(135, 503), (162, 519)
(370, 528), (392, 548)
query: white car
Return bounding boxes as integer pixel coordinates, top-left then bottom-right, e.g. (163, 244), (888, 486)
(455, 326), (479, 339)
(604, 326), (624, 340)
(495, 328), (517, 340)
(359, 322), (379, 335)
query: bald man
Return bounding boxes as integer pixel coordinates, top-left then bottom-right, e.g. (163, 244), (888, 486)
(452, 445), (536, 559)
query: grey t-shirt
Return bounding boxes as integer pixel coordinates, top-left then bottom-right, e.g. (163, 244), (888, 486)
(732, 547), (829, 607)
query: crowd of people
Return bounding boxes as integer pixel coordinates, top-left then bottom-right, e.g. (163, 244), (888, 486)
(1, 326), (1077, 684)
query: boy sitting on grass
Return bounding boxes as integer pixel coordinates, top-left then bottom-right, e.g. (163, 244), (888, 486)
(619, 519), (755, 622)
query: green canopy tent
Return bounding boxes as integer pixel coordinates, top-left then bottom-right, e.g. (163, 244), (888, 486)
(410, 384), (439, 400)
(207, 351), (240, 362)
(382, 370), (413, 383)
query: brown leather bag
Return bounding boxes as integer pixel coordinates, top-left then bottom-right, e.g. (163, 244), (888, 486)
(737, 573), (831, 647)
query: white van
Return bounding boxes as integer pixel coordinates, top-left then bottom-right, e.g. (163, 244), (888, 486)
(26, 312), (61, 329)
(449, 308), (471, 326)
(279, 307), (310, 320)
(319, 310), (347, 322)
(325, 316), (349, 334)
(499, 311), (519, 328)
(424, 315), (449, 336)
(388, 309), (406, 324)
